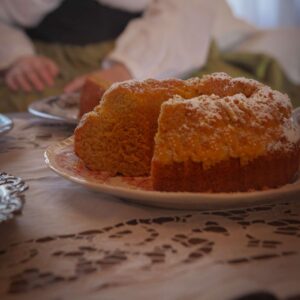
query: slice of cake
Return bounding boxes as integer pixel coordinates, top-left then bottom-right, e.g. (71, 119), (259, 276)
(79, 74), (111, 117)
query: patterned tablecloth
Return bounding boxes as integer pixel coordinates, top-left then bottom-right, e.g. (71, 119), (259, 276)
(0, 114), (299, 300)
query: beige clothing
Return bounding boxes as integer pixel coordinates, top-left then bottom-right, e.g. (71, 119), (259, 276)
(0, 0), (216, 79)
(0, 0), (256, 79)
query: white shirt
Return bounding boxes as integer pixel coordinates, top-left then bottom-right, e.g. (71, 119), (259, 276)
(0, 0), (223, 79)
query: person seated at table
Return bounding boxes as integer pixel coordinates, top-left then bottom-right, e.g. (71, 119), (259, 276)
(0, 0), (218, 112)
(0, 0), (298, 113)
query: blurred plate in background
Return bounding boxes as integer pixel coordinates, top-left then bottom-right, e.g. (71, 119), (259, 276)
(28, 93), (79, 124)
(0, 114), (13, 136)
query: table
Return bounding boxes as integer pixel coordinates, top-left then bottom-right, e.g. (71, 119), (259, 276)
(0, 113), (300, 300)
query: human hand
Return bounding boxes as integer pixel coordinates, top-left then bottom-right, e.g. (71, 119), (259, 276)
(64, 62), (131, 93)
(4, 55), (59, 92)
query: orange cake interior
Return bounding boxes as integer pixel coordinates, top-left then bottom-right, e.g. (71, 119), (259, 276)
(75, 78), (200, 176)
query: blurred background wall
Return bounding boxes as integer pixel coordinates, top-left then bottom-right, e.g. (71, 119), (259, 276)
(227, 0), (300, 28)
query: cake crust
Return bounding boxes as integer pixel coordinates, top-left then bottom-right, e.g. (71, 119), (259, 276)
(151, 148), (300, 192)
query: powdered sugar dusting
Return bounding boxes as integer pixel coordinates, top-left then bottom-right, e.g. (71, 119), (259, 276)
(156, 74), (299, 167)
(204, 72), (231, 81)
(103, 79), (148, 96)
(206, 72), (261, 89)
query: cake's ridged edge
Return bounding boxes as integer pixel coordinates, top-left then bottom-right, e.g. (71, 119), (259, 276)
(151, 147), (300, 192)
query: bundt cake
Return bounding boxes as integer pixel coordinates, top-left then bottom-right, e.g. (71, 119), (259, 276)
(79, 74), (111, 117)
(74, 73), (300, 192)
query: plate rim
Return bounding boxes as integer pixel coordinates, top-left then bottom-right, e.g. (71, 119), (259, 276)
(0, 114), (14, 136)
(44, 137), (300, 209)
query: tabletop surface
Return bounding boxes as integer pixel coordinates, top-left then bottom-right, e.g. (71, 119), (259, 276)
(0, 113), (300, 300)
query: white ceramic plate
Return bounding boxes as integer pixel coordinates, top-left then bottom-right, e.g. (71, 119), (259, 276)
(45, 137), (300, 210)
(28, 93), (80, 124)
(0, 114), (13, 136)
